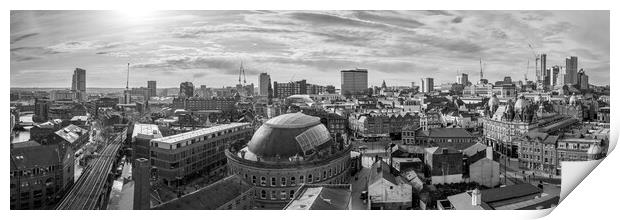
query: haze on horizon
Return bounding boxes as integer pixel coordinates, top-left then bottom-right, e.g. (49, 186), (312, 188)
(10, 10), (610, 89)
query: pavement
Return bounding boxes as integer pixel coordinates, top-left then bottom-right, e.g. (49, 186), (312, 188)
(107, 161), (135, 210)
(350, 156), (378, 210)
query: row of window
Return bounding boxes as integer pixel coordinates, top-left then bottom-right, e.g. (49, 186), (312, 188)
(231, 159), (349, 187)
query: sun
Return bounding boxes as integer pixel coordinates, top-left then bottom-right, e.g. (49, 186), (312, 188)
(116, 10), (155, 23)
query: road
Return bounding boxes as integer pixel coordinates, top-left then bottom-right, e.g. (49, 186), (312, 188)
(350, 156), (379, 210)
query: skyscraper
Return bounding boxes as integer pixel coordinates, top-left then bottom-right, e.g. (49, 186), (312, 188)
(147, 80), (157, 98)
(71, 68), (86, 101)
(539, 54), (547, 83)
(259, 72), (271, 96)
(456, 73), (469, 85)
(551, 65), (560, 86)
(420, 77), (434, 93)
(179, 82), (194, 98)
(565, 56), (578, 85)
(340, 69), (368, 96)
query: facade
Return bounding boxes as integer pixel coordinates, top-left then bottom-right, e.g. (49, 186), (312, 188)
(425, 147), (463, 184)
(340, 69), (368, 96)
(414, 128), (476, 149)
(150, 123), (253, 187)
(131, 123), (163, 160)
(10, 141), (74, 210)
(420, 77), (434, 93)
(517, 131), (560, 175)
(302, 108), (348, 136)
(226, 113), (352, 209)
(50, 90), (77, 101)
(71, 68), (86, 101)
(259, 73), (271, 96)
(556, 138), (605, 173)
(456, 73), (469, 85)
(273, 80), (307, 99)
(368, 161), (413, 210)
(172, 97), (237, 112)
(565, 56), (578, 85)
(349, 112), (420, 138)
(179, 82), (195, 98)
(147, 80), (157, 98)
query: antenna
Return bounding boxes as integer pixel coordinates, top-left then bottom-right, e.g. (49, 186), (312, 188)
(126, 63), (130, 89)
(238, 61), (243, 85)
(525, 60), (529, 81)
(479, 58), (483, 80)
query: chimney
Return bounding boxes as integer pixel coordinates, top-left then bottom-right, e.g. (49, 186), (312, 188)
(471, 188), (482, 206)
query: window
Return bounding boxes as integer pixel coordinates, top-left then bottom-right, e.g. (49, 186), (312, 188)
(260, 177), (266, 186)
(252, 176), (257, 185)
(323, 171), (326, 179)
(300, 175), (304, 184)
(308, 174), (313, 183)
(290, 190), (295, 199)
(280, 191), (287, 200)
(271, 177), (276, 186)
(290, 177), (296, 186)
(270, 191), (276, 200)
(281, 177), (286, 186)
(260, 190), (266, 199)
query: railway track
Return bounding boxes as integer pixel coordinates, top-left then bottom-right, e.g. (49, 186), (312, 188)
(56, 129), (127, 210)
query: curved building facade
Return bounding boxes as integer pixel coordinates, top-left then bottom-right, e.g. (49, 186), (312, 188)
(225, 112), (351, 209)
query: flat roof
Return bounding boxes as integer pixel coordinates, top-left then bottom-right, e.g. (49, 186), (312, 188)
(151, 123), (249, 145)
(285, 185), (352, 210)
(131, 123), (163, 140)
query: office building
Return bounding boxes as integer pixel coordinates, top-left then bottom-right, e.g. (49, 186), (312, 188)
(456, 73), (469, 85)
(259, 73), (271, 96)
(179, 82), (194, 98)
(71, 68), (86, 101)
(10, 141), (74, 210)
(539, 54), (546, 83)
(150, 123), (253, 187)
(340, 69), (368, 96)
(273, 80), (307, 99)
(420, 77), (434, 93)
(565, 56), (578, 85)
(147, 81), (157, 98)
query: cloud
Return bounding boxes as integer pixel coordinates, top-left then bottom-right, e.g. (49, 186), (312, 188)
(451, 16), (463, 23)
(10, 33), (38, 44)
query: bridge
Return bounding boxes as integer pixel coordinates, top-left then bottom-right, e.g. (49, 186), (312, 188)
(56, 129), (127, 210)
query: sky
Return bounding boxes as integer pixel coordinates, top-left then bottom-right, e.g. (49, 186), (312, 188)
(10, 10), (610, 88)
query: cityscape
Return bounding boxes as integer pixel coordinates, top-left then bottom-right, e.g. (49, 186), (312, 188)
(9, 10), (610, 210)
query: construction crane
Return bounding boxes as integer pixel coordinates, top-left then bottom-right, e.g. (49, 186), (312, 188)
(525, 60), (529, 82)
(125, 63), (130, 90)
(527, 43), (540, 82)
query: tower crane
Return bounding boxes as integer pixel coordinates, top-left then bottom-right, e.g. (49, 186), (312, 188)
(527, 43), (540, 82)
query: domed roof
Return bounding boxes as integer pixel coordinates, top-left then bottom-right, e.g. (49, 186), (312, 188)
(488, 94), (499, 107)
(514, 96), (530, 111)
(587, 145), (603, 155)
(247, 112), (333, 158)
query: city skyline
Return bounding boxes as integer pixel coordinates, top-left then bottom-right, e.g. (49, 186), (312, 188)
(11, 10), (610, 88)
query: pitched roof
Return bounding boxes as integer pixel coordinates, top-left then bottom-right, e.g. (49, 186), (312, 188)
(152, 175), (252, 210)
(417, 128), (474, 138)
(369, 160), (398, 185)
(54, 124), (88, 144)
(481, 184), (542, 204)
(284, 184), (352, 210)
(11, 141), (62, 170)
(463, 142), (488, 157)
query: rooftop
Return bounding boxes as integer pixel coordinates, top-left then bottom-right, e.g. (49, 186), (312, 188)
(151, 123), (249, 145)
(481, 184), (541, 204)
(54, 124), (88, 144)
(131, 123), (163, 141)
(417, 128), (475, 138)
(152, 175), (253, 210)
(284, 184), (352, 210)
(11, 141), (62, 171)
